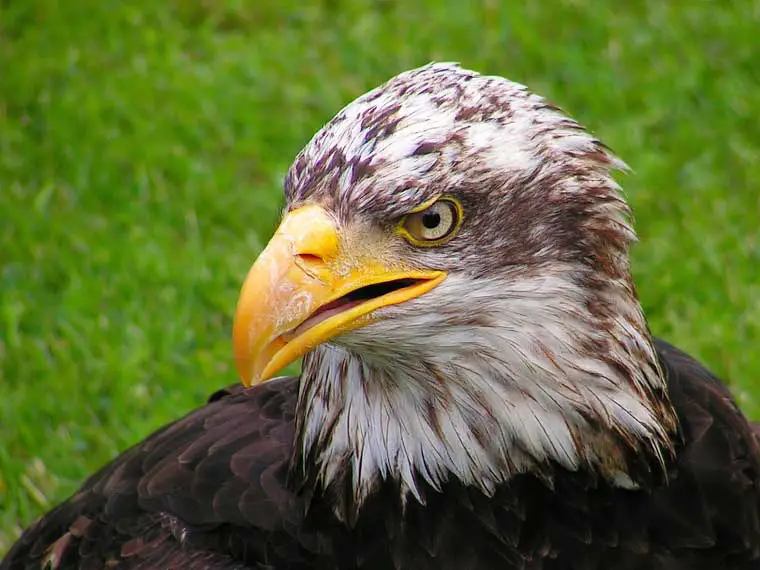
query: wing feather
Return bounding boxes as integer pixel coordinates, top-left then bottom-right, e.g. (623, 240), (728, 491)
(1, 377), (328, 569)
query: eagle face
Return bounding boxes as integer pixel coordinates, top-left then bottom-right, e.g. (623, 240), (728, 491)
(233, 63), (678, 509)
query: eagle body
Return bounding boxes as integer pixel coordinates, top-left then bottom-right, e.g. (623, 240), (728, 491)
(3, 342), (760, 569)
(3, 64), (760, 569)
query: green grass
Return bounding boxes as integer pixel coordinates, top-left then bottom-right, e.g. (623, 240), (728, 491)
(1, 0), (759, 555)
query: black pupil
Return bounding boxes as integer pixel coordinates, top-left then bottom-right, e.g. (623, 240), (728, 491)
(421, 211), (441, 230)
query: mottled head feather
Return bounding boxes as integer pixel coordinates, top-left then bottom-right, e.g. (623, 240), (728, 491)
(285, 63), (630, 264)
(284, 63), (678, 518)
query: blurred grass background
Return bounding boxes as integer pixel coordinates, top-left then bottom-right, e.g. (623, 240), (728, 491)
(1, 0), (759, 554)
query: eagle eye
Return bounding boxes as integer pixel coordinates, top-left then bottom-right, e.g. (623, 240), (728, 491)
(399, 197), (463, 246)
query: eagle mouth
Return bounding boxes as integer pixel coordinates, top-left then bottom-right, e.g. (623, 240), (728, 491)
(232, 204), (448, 385)
(285, 278), (426, 341)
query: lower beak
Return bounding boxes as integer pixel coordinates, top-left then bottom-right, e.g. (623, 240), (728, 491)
(232, 205), (446, 386)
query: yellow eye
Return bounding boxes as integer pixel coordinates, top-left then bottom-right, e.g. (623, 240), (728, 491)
(399, 197), (463, 246)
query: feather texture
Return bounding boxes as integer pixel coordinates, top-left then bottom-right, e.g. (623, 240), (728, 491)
(3, 63), (759, 569)
(3, 342), (760, 569)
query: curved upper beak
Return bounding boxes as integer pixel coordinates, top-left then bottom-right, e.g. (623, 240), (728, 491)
(232, 205), (446, 386)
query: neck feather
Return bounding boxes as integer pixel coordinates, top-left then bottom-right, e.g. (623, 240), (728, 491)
(290, 267), (678, 517)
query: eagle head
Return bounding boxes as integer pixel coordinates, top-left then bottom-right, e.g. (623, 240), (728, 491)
(232, 63), (678, 510)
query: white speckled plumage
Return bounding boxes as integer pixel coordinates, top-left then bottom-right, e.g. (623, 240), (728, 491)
(285, 63), (676, 513)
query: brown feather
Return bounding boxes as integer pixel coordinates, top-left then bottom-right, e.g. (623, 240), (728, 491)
(3, 341), (760, 569)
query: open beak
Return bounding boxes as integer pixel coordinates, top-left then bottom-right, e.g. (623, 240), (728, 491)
(232, 204), (446, 386)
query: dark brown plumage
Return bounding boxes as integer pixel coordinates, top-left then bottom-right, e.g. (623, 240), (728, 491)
(3, 341), (759, 569)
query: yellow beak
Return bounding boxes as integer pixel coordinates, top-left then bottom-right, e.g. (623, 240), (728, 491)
(232, 205), (446, 386)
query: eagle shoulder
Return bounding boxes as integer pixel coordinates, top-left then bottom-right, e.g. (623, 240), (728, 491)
(648, 339), (760, 564)
(0, 376), (329, 570)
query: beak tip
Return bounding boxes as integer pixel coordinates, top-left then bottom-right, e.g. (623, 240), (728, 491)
(234, 360), (253, 387)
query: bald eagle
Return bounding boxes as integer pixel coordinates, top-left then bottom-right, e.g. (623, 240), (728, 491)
(3, 64), (759, 570)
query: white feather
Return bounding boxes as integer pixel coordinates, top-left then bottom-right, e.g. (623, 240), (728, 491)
(299, 271), (669, 505)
